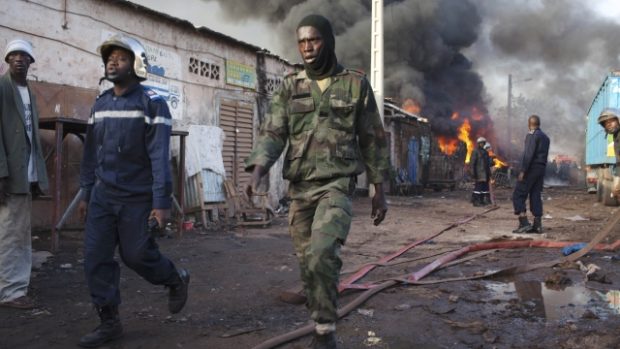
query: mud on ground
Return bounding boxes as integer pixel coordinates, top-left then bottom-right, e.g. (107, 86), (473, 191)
(3, 186), (620, 349)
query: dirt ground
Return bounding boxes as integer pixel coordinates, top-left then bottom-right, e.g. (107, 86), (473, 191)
(3, 185), (620, 349)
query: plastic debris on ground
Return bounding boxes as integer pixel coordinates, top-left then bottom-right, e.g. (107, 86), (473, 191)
(564, 215), (589, 222)
(357, 308), (374, 317)
(561, 243), (587, 256)
(364, 331), (382, 346)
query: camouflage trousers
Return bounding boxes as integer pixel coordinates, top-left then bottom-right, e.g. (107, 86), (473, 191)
(288, 177), (355, 324)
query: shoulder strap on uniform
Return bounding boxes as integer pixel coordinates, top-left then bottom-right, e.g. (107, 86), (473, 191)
(143, 86), (165, 101)
(346, 68), (366, 77)
(141, 86), (160, 117)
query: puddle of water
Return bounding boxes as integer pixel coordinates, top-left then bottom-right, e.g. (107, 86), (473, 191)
(486, 281), (620, 322)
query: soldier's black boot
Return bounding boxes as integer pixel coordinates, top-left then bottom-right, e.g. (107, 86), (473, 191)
(512, 216), (533, 234)
(530, 217), (543, 234)
(79, 305), (123, 348)
(472, 193), (481, 207)
(310, 332), (338, 349)
(168, 268), (190, 314)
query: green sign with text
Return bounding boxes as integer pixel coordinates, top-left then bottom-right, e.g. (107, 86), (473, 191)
(226, 60), (256, 90)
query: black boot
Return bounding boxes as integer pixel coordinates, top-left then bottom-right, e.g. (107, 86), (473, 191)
(512, 216), (533, 234)
(530, 217), (543, 234)
(477, 194), (486, 206)
(310, 332), (338, 349)
(79, 305), (123, 348)
(168, 268), (190, 314)
(485, 194), (493, 206)
(472, 193), (481, 207)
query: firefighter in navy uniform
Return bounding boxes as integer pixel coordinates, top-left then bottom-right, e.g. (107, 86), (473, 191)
(512, 115), (550, 234)
(77, 34), (189, 348)
(470, 137), (491, 206)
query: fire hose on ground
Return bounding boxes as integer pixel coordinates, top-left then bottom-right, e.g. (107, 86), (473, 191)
(338, 206), (500, 291)
(251, 209), (620, 349)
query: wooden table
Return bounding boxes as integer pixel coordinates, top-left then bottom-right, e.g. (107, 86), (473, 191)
(39, 117), (187, 251)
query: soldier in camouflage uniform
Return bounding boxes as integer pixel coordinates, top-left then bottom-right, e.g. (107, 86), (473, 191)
(245, 14), (389, 349)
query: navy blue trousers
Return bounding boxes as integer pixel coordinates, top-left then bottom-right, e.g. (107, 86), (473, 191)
(473, 181), (490, 194)
(512, 166), (545, 217)
(84, 184), (177, 306)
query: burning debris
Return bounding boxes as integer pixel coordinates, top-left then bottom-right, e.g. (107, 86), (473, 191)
(457, 119), (474, 163)
(424, 107), (497, 165)
(487, 149), (508, 169)
(402, 98), (422, 115)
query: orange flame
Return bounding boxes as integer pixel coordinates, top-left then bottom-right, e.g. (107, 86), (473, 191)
(436, 108), (496, 164)
(488, 149), (508, 168)
(459, 119), (474, 163)
(402, 98), (421, 115)
(494, 158), (508, 168)
(437, 136), (459, 156)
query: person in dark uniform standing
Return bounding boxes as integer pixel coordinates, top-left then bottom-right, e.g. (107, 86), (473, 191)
(512, 115), (550, 234)
(470, 137), (491, 206)
(77, 34), (189, 348)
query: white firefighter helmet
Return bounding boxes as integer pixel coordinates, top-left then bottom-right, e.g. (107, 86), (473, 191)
(484, 142), (491, 150)
(476, 137), (487, 144)
(97, 33), (148, 81)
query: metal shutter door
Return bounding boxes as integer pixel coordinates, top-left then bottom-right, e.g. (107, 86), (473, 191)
(219, 100), (254, 188)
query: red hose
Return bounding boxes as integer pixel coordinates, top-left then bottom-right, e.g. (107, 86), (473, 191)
(408, 239), (617, 282)
(253, 212), (620, 349)
(342, 239), (620, 290)
(338, 206), (499, 292)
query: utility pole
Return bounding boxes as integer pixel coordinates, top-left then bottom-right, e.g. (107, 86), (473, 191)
(369, 0), (383, 197)
(507, 74), (512, 162)
(371, 0), (384, 122)
(506, 75), (533, 164)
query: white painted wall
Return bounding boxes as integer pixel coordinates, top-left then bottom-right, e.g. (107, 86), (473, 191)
(0, 0), (295, 208)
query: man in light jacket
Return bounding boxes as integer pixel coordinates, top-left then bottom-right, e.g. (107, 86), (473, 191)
(0, 39), (48, 309)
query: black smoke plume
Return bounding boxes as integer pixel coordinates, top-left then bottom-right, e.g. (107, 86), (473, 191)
(207, 0), (495, 143)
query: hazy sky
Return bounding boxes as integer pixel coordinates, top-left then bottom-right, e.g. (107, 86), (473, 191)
(130, 0), (280, 53)
(130, 1), (620, 127)
(128, 0), (620, 159)
(130, 0), (620, 58)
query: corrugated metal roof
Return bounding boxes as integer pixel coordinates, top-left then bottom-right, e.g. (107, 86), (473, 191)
(384, 102), (429, 123)
(111, 0), (292, 65)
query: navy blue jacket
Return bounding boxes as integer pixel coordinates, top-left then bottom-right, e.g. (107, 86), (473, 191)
(520, 128), (550, 174)
(470, 147), (491, 181)
(80, 84), (172, 209)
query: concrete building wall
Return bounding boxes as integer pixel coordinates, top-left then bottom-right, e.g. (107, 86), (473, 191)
(0, 0), (295, 229)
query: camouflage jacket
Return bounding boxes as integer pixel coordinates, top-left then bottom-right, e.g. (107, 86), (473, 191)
(245, 66), (389, 183)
